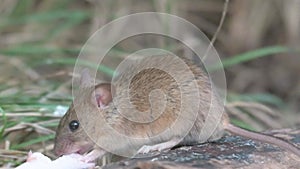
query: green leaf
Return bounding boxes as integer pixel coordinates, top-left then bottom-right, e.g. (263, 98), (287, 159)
(230, 118), (255, 131)
(228, 93), (284, 108)
(208, 46), (292, 71)
(11, 134), (55, 149)
(43, 58), (115, 77)
(0, 10), (90, 28)
(0, 44), (81, 57)
(0, 107), (7, 139)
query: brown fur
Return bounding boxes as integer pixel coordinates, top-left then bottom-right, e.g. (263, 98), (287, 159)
(54, 55), (300, 158)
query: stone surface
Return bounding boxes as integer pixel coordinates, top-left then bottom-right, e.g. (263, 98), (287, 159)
(102, 129), (300, 169)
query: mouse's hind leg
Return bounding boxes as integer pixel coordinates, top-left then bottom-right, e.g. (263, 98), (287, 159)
(136, 138), (181, 154)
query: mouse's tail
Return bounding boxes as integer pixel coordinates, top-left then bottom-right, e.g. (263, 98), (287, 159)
(226, 124), (300, 157)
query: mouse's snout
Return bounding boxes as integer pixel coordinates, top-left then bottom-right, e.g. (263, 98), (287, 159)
(53, 148), (63, 157)
(53, 141), (65, 157)
(54, 136), (95, 157)
(53, 137), (74, 156)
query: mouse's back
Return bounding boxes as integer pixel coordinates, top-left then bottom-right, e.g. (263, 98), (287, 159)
(110, 55), (226, 144)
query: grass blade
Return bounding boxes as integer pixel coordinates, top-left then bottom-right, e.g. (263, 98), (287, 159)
(208, 46), (293, 71)
(43, 58), (115, 76)
(0, 107), (7, 140)
(11, 134), (55, 150)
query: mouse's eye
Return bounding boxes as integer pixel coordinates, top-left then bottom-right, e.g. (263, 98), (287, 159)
(69, 120), (80, 132)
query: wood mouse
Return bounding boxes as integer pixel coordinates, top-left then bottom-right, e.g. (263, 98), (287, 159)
(54, 55), (300, 161)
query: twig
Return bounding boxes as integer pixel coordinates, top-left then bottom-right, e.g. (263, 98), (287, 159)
(243, 107), (282, 128)
(9, 57), (41, 81)
(4, 122), (55, 135)
(203, 0), (229, 61)
(226, 106), (264, 130)
(226, 101), (279, 117)
(4, 112), (60, 117)
(226, 101), (282, 128)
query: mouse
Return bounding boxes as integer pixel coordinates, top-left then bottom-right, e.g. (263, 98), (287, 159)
(54, 55), (300, 162)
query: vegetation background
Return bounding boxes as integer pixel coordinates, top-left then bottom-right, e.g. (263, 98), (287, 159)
(0, 0), (299, 167)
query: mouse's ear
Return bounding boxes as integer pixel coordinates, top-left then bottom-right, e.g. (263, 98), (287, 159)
(80, 68), (93, 88)
(91, 83), (113, 109)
